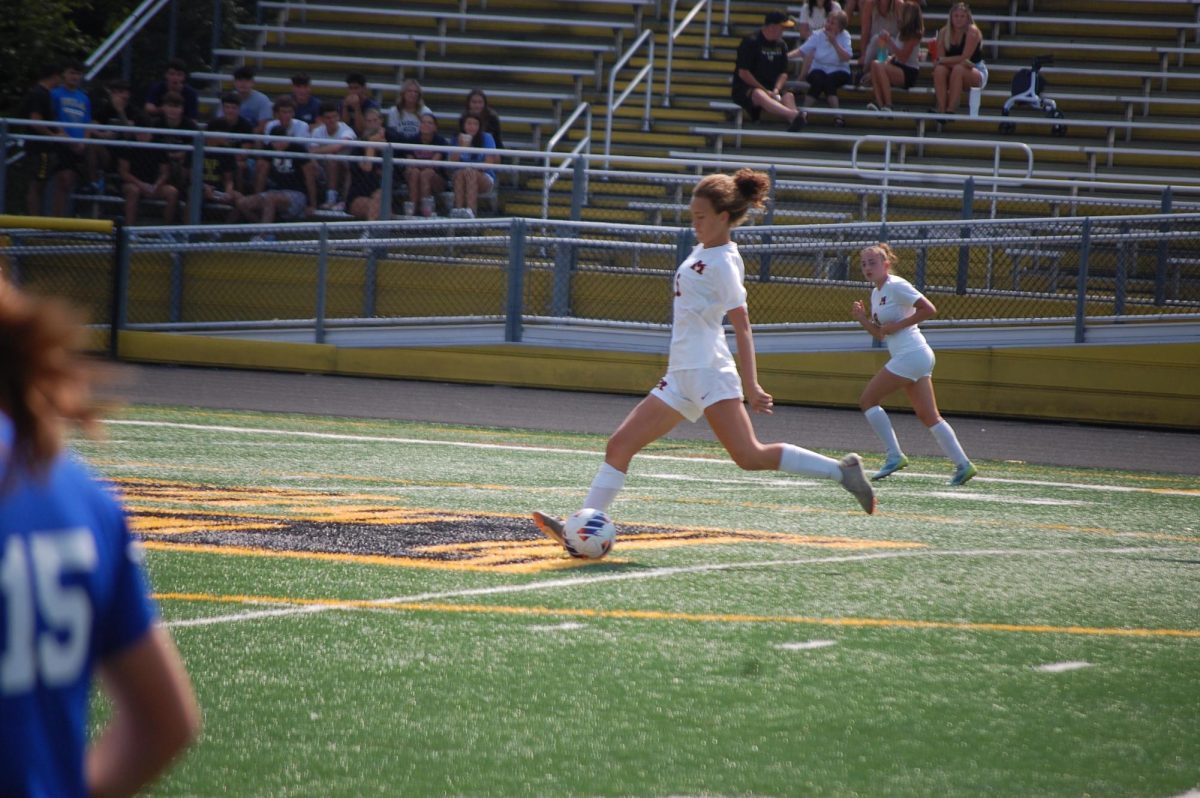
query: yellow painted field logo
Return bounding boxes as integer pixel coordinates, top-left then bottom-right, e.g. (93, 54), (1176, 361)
(118, 477), (922, 573)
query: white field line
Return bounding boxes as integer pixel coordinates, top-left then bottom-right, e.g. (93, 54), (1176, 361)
(1034, 661), (1093, 673)
(775, 640), (837, 650)
(164, 546), (1165, 629)
(106, 420), (1197, 498)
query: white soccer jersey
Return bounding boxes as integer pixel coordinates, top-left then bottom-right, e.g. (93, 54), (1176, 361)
(871, 274), (930, 356)
(669, 242), (748, 370)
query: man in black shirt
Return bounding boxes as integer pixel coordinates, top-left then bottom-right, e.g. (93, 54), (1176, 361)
(19, 64), (62, 215)
(731, 12), (806, 131)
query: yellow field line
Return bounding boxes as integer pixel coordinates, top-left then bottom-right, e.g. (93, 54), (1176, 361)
(155, 592), (1200, 639)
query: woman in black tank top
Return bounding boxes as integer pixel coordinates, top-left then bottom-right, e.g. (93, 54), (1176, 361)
(932, 2), (986, 122)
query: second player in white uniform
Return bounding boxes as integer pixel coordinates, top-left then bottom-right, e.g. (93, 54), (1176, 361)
(851, 243), (977, 485)
(533, 169), (877, 549)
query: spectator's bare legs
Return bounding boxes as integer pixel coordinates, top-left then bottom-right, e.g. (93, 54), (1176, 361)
(946, 62), (981, 114)
(26, 177), (45, 216)
(932, 63), (951, 112)
(159, 183), (180, 225)
(52, 168), (78, 217)
(455, 168), (494, 213)
(122, 182), (142, 226)
(870, 60), (902, 108)
(751, 87), (801, 125)
(349, 189), (381, 221)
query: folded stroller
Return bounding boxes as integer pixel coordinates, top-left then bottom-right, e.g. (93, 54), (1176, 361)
(999, 54), (1067, 136)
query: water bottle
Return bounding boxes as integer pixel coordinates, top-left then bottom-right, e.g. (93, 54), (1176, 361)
(876, 47), (888, 64)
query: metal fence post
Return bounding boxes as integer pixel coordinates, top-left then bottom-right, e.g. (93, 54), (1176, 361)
(915, 226), (928, 291)
(380, 147), (394, 221)
(1074, 217), (1091, 344)
(1114, 220), (1130, 317)
(315, 224), (328, 344)
(506, 218), (526, 342)
(956, 177), (975, 295)
(110, 220), (130, 359)
(168, 0), (179, 60)
(211, 0), (224, 64)
(1154, 186), (1172, 306)
(759, 165), (776, 282)
(675, 225), (694, 265)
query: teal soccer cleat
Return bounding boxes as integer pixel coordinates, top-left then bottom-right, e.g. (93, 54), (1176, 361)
(949, 462), (978, 486)
(872, 454), (909, 481)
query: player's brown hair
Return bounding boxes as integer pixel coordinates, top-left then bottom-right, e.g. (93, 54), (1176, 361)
(692, 168), (770, 226)
(0, 284), (101, 482)
(861, 242), (900, 268)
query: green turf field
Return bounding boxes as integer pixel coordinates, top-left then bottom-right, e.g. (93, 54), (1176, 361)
(79, 405), (1199, 798)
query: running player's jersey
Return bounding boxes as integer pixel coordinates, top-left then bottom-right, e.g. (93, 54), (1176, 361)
(0, 414), (157, 798)
(870, 274), (930, 356)
(669, 241), (747, 370)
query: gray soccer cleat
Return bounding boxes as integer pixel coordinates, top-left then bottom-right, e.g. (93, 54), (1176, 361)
(949, 462), (978, 486)
(532, 511), (568, 549)
(838, 454), (877, 514)
(872, 453), (910, 481)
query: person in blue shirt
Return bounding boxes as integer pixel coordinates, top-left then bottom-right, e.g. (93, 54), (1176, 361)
(448, 112), (498, 219)
(49, 61), (94, 216)
(0, 282), (200, 798)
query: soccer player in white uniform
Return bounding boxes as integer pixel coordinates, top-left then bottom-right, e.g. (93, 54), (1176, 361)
(533, 169), (876, 549)
(850, 243), (977, 485)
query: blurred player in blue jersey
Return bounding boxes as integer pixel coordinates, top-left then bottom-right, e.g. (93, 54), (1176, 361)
(0, 281), (200, 798)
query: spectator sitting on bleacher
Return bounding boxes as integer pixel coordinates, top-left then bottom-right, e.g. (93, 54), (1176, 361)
(18, 63), (61, 216)
(340, 72), (378, 137)
(233, 65), (273, 134)
(795, 0), (842, 42)
(310, 102), (358, 211)
(206, 93), (254, 195)
(732, 12), (806, 133)
(118, 113), (179, 227)
(791, 10), (853, 127)
(263, 95), (310, 140)
(50, 61), (95, 215)
(346, 109), (387, 222)
(385, 79), (431, 141)
(144, 58), (200, 122)
(402, 111), (449, 218)
(155, 92), (200, 198)
(932, 1), (985, 129)
(290, 73), (322, 128)
(198, 111), (243, 224)
(865, 1), (924, 115)
(464, 89), (504, 151)
(91, 79), (133, 185)
(237, 127), (318, 239)
(855, 0), (904, 87)
(449, 113), (497, 219)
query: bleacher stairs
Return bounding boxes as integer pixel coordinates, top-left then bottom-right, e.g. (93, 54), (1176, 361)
(210, 0), (1200, 225)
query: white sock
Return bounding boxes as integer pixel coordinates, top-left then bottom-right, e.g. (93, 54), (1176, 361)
(864, 406), (903, 460)
(778, 443), (841, 480)
(583, 462), (626, 513)
(929, 420), (969, 467)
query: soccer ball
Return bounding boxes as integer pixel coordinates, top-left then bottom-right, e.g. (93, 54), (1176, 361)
(562, 508), (617, 560)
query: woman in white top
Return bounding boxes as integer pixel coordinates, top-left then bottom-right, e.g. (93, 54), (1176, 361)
(385, 78), (432, 140)
(790, 10), (854, 127)
(850, 243), (977, 485)
(533, 170), (876, 549)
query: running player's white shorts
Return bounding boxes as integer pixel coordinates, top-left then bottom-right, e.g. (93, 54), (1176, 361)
(651, 365), (744, 423)
(884, 346), (935, 381)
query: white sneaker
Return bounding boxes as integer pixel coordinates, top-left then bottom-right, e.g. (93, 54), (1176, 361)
(402, 201), (414, 216)
(449, 208), (468, 218)
(838, 453), (877, 514)
(866, 102), (880, 112)
(462, 207), (475, 219)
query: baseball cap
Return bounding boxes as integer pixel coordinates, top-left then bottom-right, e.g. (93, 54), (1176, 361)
(764, 11), (795, 27)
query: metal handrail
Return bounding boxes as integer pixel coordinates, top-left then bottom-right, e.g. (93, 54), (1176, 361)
(542, 103), (592, 219)
(604, 29), (655, 168)
(85, 0), (173, 81)
(663, 0), (712, 108)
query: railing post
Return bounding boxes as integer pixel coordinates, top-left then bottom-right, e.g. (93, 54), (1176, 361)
(506, 218), (526, 342)
(956, 176), (974, 295)
(675, 225), (694, 266)
(110, 220), (130, 359)
(168, 0), (179, 60)
(315, 224), (328, 344)
(211, 0), (224, 65)
(188, 131), (205, 227)
(0, 120), (8, 216)
(380, 147), (394, 221)
(1154, 185), (1172, 306)
(758, 165), (776, 282)
(915, 226), (928, 292)
(1074, 217), (1091, 344)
